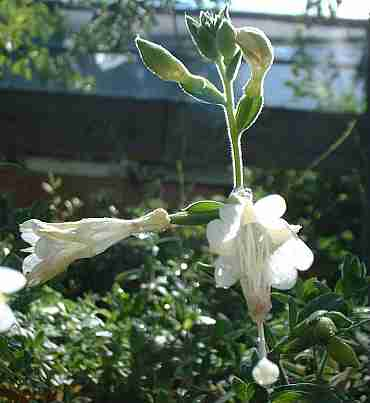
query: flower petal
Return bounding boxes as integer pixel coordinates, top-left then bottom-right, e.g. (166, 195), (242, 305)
(270, 256), (298, 290)
(254, 194), (286, 220)
(206, 219), (238, 256)
(270, 237), (313, 290)
(252, 357), (280, 386)
(0, 302), (16, 333)
(284, 237), (314, 271)
(214, 256), (240, 288)
(0, 267), (26, 294)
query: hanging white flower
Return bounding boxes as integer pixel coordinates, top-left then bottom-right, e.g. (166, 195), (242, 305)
(207, 188), (313, 322)
(20, 208), (170, 286)
(0, 267), (26, 333)
(207, 188), (313, 386)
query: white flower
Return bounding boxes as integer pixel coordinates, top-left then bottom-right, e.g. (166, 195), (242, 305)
(0, 267), (26, 333)
(20, 208), (170, 286)
(206, 188), (313, 322)
(252, 357), (280, 386)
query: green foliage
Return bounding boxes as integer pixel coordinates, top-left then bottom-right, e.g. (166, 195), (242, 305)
(0, 185), (368, 402)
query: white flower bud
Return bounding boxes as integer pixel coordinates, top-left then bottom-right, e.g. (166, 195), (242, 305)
(236, 27), (274, 74)
(20, 209), (170, 286)
(252, 357), (280, 386)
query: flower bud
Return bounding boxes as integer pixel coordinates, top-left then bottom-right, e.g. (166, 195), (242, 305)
(235, 27), (274, 74)
(216, 20), (237, 63)
(314, 317), (337, 344)
(252, 357), (280, 386)
(136, 37), (190, 82)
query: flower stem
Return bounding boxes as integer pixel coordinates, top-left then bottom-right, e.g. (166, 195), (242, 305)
(257, 320), (267, 358)
(217, 61), (244, 190)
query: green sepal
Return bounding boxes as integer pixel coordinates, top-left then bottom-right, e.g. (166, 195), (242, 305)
(135, 37), (189, 82)
(169, 210), (219, 226)
(327, 336), (360, 368)
(236, 94), (263, 134)
(183, 200), (224, 213)
(180, 74), (225, 105)
(226, 50), (242, 82)
(216, 20), (237, 63)
(171, 200), (222, 226)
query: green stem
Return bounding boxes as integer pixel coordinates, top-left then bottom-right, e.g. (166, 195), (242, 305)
(317, 350), (328, 380)
(217, 61), (244, 190)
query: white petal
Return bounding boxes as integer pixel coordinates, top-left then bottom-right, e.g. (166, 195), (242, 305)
(214, 256), (240, 288)
(21, 230), (40, 246)
(22, 253), (44, 275)
(270, 257), (298, 290)
(254, 195), (286, 220)
(0, 302), (16, 333)
(270, 237), (313, 290)
(252, 357), (280, 386)
(284, 237), (314, 271)
(0, 267), (26, 294)
(219, 203), (244, 224)
(206, 219), (237, 255)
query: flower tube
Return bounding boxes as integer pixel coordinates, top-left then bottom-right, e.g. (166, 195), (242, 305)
(20, 208), (170, 286)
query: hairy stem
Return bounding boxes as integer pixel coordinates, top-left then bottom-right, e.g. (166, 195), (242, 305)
(217, 61), (244, 190)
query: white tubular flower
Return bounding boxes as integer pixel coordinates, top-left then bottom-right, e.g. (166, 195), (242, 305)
(0, 267), (26, 333)
(20, 208), (170, 286)
(206, 188), (313, 323)
(252, 357), (280, 386)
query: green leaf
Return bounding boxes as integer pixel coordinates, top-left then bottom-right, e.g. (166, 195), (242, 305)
(327, 336), (360, 368)
(272, 384), (342, 403)
(339, 254), (367, 298)
(236, 94), (263, 134)
(226, 50), (242, 82)
(288, 297), (298, 332)
(183, 200), (224, 213)
(302, 278), (331, 301)
(297, 293), (347, 323)
(326, 311), (352, 328)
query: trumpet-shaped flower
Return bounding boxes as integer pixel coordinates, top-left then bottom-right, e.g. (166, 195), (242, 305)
(20, 208), (170, 286)
(207, 189), (313, 322)
(207, 189), (313, 386)
(0, 267), (26, 333)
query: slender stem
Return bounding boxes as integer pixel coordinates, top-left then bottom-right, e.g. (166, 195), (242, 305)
(217, 61), (244, 190)
(257, 321), (267, 358)
(317, 350), (328, 380)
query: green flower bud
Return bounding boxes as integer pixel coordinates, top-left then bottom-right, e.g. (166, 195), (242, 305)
(136, 37), (190, 82)
(216, 20), (238, 63)
(180, 73), (225, 105)
(314, 317), (337, 344)
(328, 336), (360, 368)
(235, 27), (274, 73)
(185, 13), (219, 61)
